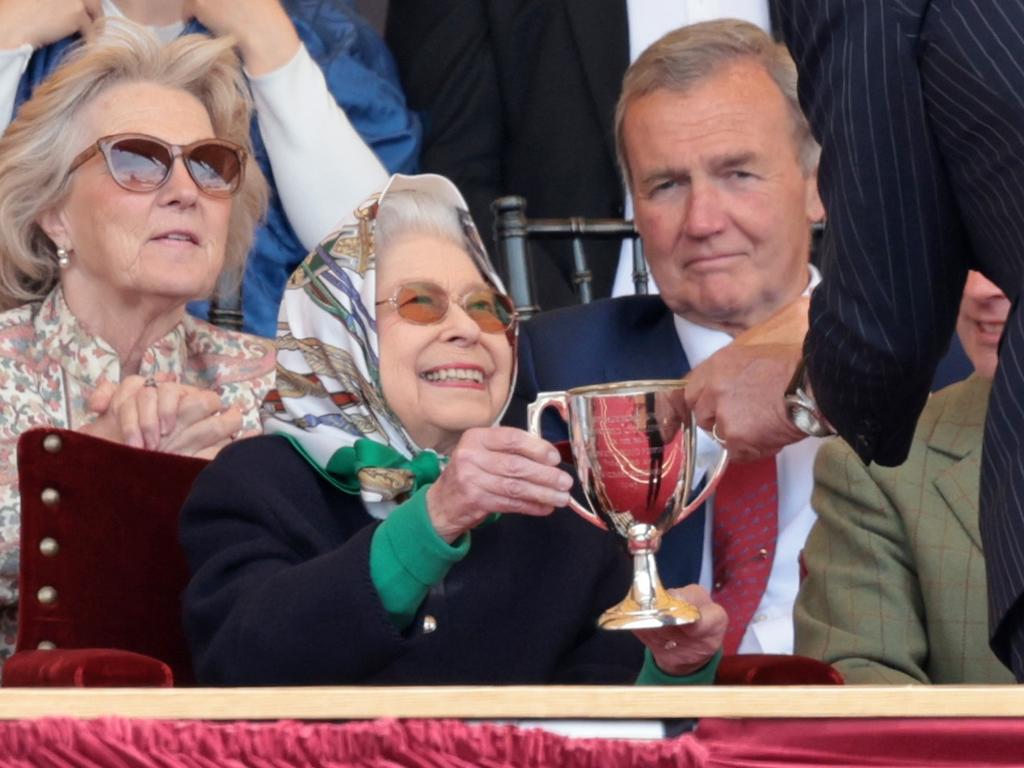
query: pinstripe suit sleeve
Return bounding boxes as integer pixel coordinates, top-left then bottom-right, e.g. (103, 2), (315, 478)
(775, 0), (969, 466)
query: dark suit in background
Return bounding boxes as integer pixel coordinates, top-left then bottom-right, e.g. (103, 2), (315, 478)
(386, 0), (628, 310)
(775, 0), (1024, 678)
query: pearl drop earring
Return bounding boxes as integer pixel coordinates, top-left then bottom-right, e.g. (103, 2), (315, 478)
(56, 247), (70, 269)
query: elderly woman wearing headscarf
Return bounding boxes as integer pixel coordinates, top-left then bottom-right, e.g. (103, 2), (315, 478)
(181, 174), (725, 685)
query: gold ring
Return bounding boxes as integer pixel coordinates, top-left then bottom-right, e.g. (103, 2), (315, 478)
(711, 423), (724, 444)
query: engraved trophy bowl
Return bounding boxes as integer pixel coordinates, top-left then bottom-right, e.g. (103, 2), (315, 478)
(528, 380), (729, 630)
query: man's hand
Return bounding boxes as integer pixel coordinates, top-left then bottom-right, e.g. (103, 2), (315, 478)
(634, 585), (727, 676)
(684, 297), (809, 462)
(733, 295), (810, 347)
(0, 0), (100, 50)
(184, 0), (300, 76)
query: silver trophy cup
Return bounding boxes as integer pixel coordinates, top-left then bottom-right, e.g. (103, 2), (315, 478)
(528, 380), (729, 630)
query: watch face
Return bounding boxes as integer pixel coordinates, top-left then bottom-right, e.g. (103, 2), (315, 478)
(793, 406), (817, 434)
(786, 394), (830, 438)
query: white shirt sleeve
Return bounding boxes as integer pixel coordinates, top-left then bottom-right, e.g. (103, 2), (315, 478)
(247, 44), (388, 249)
(0, 45), (32, 134)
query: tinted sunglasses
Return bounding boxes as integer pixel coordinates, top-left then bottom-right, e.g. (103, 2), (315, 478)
(68, 133), (246, 198)
(376, 281), (517, 333)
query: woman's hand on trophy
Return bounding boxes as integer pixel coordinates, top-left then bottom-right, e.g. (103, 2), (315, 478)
(633, 585), (727, 677)
(425, 426), (573, 543)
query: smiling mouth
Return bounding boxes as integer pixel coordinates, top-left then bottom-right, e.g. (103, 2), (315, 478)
(420, 367), (486, 385)
(153, 232), (199, 245)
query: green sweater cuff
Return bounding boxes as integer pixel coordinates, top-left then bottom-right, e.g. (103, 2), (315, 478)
(369, 486), (470, 629)
(635, 648), (723, 686)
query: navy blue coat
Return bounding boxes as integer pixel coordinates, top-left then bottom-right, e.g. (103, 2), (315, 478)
(181, 435), (643, 685)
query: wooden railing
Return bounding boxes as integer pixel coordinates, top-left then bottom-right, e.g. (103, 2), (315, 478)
(0, 685), (1021, 720)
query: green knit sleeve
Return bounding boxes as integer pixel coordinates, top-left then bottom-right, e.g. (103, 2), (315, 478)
(369, 486), (470, 629)
(635, 648), (723, 686)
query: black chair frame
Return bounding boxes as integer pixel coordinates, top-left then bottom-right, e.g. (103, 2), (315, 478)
(492, 196), (649, 319)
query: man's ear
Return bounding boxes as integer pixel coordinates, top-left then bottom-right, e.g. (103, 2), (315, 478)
(36, 206), (70, 251)
(804, 166), (825, 224)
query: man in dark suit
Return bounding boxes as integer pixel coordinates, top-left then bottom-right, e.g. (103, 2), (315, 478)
(385, 1), (776, 311)
(766, 1), (1024, 680)
(506, 21), (825, 656)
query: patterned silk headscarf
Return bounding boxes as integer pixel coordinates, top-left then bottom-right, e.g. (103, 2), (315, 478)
(263, 174), (517, 507)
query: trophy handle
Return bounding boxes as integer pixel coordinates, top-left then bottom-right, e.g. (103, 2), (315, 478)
(679, 427), (730, 517)
(526, 391), (607, 529)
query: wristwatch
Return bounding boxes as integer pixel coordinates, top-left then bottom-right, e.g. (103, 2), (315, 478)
(784, 359), (836, 438)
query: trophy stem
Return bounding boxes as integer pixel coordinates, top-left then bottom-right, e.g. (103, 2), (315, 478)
(598, 524), (701, 630)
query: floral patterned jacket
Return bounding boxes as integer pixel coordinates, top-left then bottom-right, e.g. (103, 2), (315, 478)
(0, 288), (275, 664)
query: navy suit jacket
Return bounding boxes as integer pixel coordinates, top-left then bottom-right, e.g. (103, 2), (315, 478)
(504, 296), (705, 588)
(775, 0), (1024, 676)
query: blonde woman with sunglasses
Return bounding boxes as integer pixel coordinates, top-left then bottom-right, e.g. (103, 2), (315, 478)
(181, 173), (726, 686)
(0, 25), (275, 668)
(0, 0), (418, 338)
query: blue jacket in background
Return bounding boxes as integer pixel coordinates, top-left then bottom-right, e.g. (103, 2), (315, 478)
(16, 0), (422, 337)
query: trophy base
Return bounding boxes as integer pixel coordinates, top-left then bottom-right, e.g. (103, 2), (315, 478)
(597, 594), (701, 631)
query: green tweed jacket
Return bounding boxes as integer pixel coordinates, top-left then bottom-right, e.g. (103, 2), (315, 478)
(794, 375), (1013, 684)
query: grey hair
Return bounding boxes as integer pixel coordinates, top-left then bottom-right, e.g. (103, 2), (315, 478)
(614, 19), (820, 190)
(374, 189), (474, 257)
(0, 19), (268, 310)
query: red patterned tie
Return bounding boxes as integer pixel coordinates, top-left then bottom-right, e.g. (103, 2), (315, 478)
(711, 456), (778, 655)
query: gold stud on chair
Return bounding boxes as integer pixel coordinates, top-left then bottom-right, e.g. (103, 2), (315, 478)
(39, 538), (59, 557)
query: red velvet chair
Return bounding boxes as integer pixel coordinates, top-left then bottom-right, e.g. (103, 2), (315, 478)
(4, 428), (208, 687)
(716, 653), (843, 685)
(3, 428), (841, 688)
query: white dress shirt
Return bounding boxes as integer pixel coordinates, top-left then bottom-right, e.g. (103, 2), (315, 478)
(613, 0), (772, 297)
(626, 0), (770, 62)
(678, 266), (822, 655)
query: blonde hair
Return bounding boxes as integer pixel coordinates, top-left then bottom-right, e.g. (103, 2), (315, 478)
(614, 19), (820, 190)
(0, 20), (268, 310)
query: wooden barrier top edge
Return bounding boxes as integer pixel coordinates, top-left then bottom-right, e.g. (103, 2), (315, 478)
(0, 685), (1023, 720)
